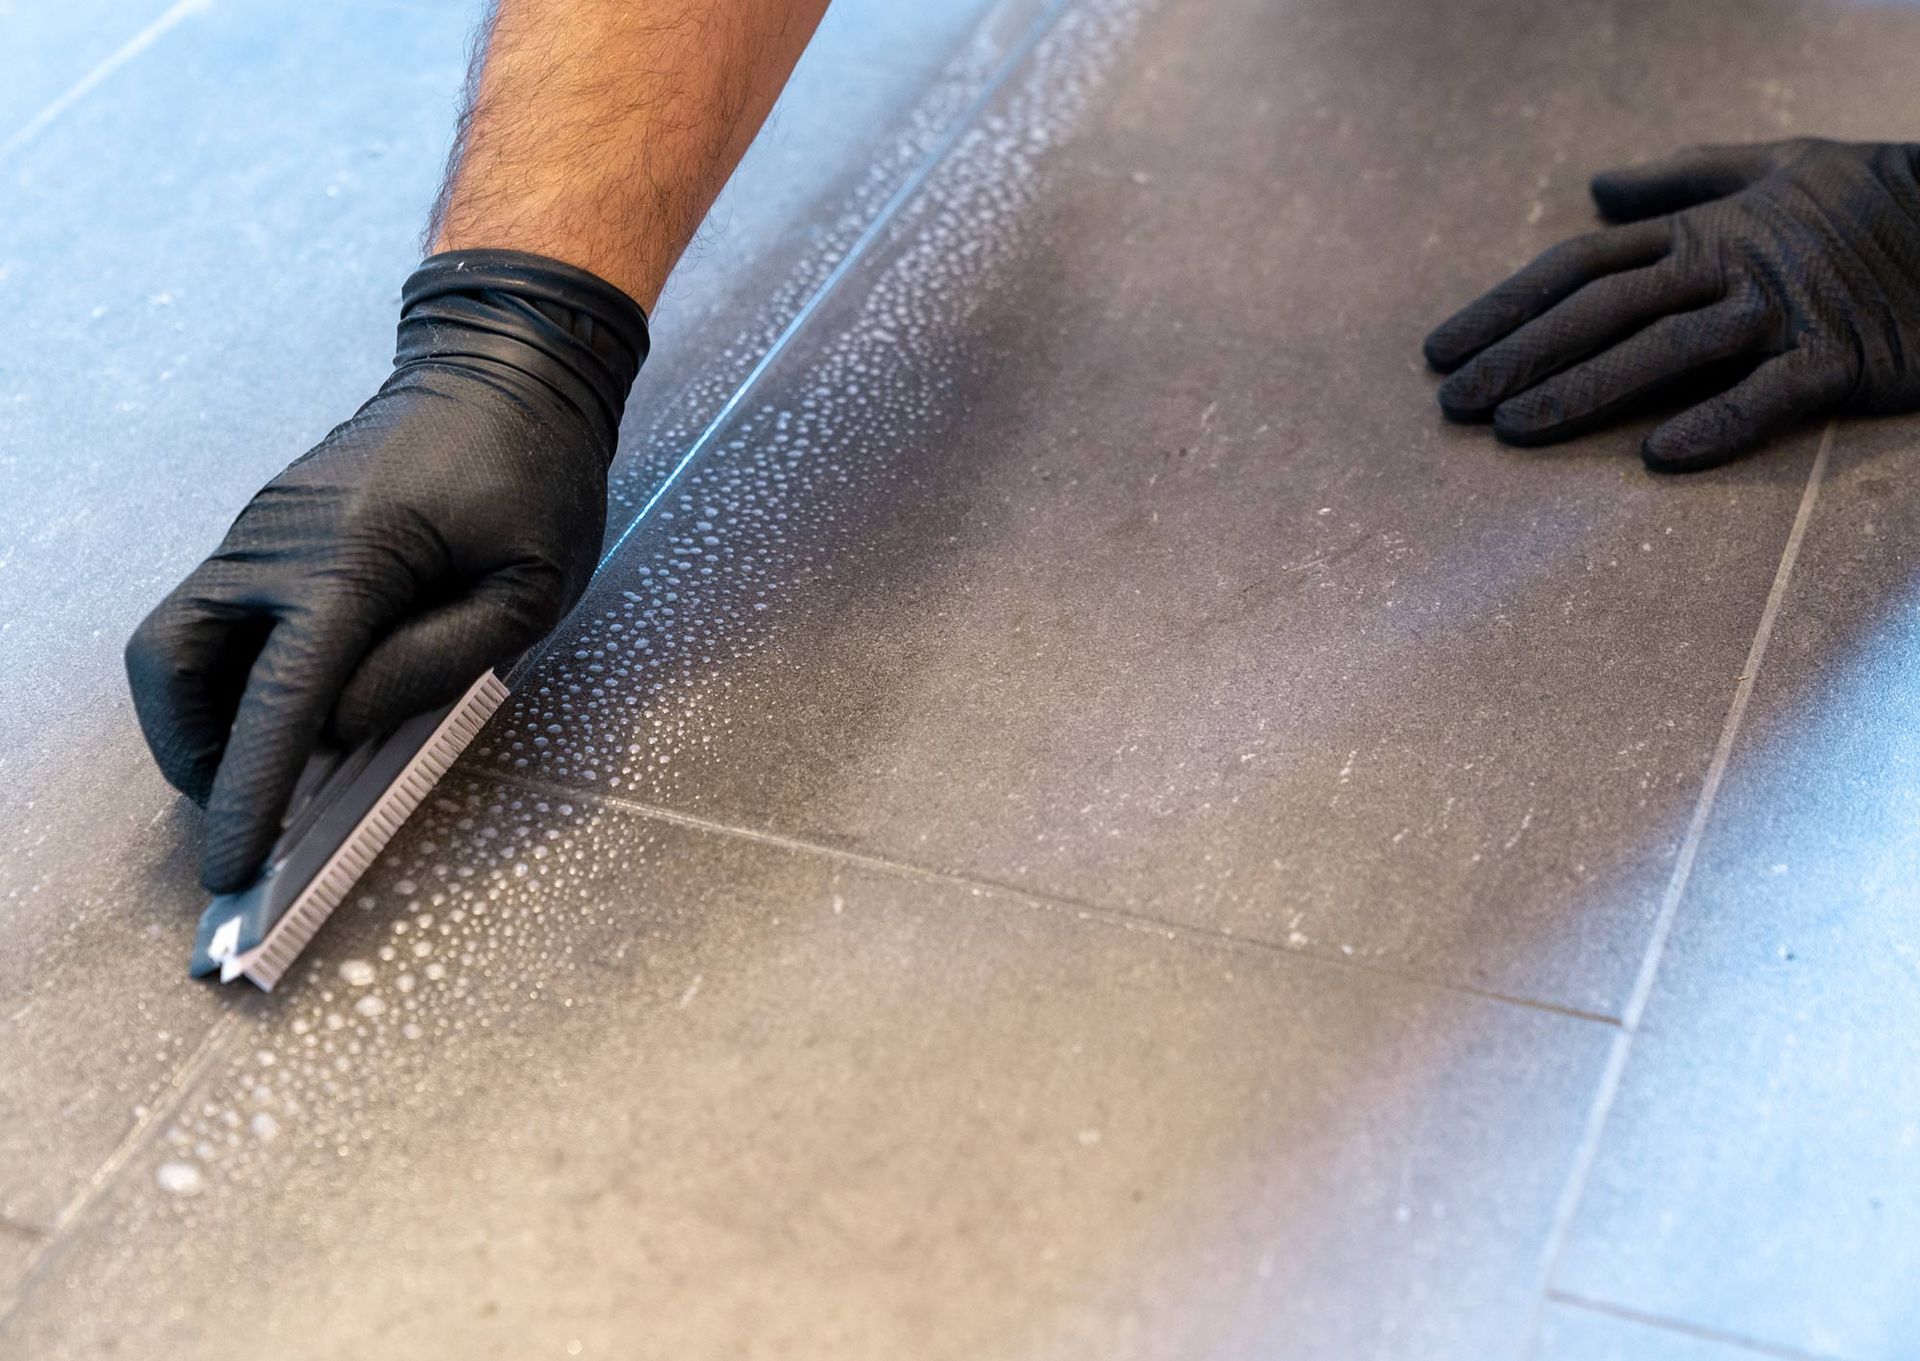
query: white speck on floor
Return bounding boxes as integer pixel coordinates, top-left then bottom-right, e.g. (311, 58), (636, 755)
(155, 1161), (203, 1196)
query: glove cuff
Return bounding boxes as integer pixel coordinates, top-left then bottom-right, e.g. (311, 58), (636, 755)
(397, 249), (652, 460)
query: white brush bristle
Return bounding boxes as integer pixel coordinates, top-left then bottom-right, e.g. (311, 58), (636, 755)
(236, 672), (511, 990)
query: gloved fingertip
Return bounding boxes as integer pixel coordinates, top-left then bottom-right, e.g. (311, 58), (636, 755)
(325, 710), (377, 751)
(1588, 171), (1637, 223)
(328, 655), (461, 749)
(1436, 371), (1495, 423)
(122, 620), (154, 677)
(1639, 432), (1716, 474)
(200, 831), (272, 895)
(136, 725), (222, 807)
(1491, 391), (1564, 446)
(326, 690), (415, 749)
(1422, 328), (1468, 374)
(324, 678), (381, 747)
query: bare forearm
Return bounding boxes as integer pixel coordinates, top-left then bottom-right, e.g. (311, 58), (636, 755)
(431, 0), (831, 309)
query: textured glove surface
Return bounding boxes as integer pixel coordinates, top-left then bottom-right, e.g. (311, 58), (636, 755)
(127, 249), (648, 892)
(1424, 139), (1920, 468)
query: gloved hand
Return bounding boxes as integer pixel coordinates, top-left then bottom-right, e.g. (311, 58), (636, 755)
(126, 249), (649, 892)
(1424, 138), (1920, 469)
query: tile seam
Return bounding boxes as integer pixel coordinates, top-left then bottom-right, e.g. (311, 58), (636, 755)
(0, 1012), (243, 1324)
(0, 0), (212, 165)
(1548, 1287), (1857, 1361)
(1523, 421), (1837, 1355)
(475, 766), (1623, 1029)
(574, 0), (1078, 584)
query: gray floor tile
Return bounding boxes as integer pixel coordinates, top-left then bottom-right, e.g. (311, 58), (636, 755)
(813, 0), (1027, 71)
(10, 0), (1920, 1350)
(1537, 1301), (1796, 1361)
(0, 0), (196, 145)
(1551, 421), (1920, 1359)
(1, 775), (1609, 1360)
(0, 0), (1027, 1270)
(0, 1233), (35, 1313)
(474, 0), (1920, 1016)
(0, 746), (228, 1232)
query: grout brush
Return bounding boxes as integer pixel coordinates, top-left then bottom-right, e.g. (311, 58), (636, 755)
(188, 669), (513, 990)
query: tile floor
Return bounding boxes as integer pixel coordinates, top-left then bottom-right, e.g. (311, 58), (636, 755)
(3, 0), (1918, 1357)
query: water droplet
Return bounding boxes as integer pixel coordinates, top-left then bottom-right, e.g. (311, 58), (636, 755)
(156, 1161), (204, 1196)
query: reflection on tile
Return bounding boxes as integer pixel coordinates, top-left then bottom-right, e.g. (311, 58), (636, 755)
(607, 0), (1025, 517)
(4, 777), (1608, 1360)
(472, 0), (1920, 1016)
(1553, 425), (1920, 1360)
(0, 0), (194, 142)
(1536, 1301), (1777, 1361)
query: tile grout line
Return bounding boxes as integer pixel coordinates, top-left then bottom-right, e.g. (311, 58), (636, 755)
(1548, 1288), (1853, 1361)
(570, 0), (1075, 585)
(1, 1012), (242, 1321)
(0, 0), (213, 165)
(478, 767), (1623, 1028)
(1522, 421), (1837, 1357)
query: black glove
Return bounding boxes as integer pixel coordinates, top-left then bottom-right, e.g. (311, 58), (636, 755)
(126, 249), (649, 892)
(1424, 138), (1920, 469)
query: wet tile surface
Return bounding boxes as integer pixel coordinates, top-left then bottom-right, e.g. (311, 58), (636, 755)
(2, 778), (1609, 1361)
(477, 0), (1920, 1017)
(0, 0), (1018, 1264)
(609, 0), (1033, 514)
(1552, 421), (1920, 1361)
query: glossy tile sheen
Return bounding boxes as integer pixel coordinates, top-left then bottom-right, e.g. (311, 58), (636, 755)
(1553, 424), (1920, 1361)
(475, 0), (1920, 1016)
(2, 778), (1609, 1361)
(0, 0), (1022, 1261)
(609, 0), (1033, 517)
(0, 0), (190, 142)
